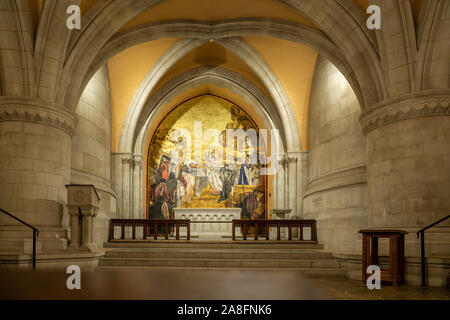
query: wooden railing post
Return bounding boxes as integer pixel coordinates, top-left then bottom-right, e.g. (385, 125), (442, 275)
(143, 221), (147, 240)
(165, 222), (169, 240)
(232, 221), (235, 241)
(311, 221), (317, 241)
(187, 221), (190, 240)
(107, 218), (318, 243)
(109, 220), (113, 241)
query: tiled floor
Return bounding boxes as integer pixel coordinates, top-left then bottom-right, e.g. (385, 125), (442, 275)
(1, 269), (448, 300)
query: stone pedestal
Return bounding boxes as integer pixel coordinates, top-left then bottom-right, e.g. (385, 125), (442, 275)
(66, 185), (100, 252)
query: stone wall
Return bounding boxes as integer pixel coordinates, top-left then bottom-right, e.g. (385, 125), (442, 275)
(71, 65), (116, 246)
(303, 56), (368, 254)
(0, 98), (76, 252)
(367, 116), (450, 257)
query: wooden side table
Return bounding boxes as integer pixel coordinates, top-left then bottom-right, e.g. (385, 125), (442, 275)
(359, 229), (407, 286)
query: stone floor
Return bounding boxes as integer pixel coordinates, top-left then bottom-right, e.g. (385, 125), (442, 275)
(0, 269), (448, 300)
(311, 278), (450, 300)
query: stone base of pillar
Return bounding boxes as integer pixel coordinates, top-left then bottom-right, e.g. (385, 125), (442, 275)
(0, 251), (105, 272)
(79, 243), (99, 252)
(0, 226), (68, 253)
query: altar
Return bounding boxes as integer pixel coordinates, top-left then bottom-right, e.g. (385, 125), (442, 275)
(173, 208), (241, 238)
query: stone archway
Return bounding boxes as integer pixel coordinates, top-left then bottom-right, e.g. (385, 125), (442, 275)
(115, 67), (296, 219)
(144, 94), (269, 222)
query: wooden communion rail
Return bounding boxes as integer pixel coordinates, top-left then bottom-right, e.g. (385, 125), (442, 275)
(109, 219), (190, 241)
(232, 219), (317, 241)
(109, 219), (317, 242)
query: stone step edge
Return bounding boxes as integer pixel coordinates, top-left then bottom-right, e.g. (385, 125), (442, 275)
(104, 249), (328, 254)
(100, 257), (339, 263)
(106, 240), (319, 244)
(96, 266), (346, 272)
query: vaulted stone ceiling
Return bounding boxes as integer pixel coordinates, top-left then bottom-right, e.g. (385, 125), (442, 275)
(104, 0), (322, 152)
(24, 0), (426, 153)
(118, 0), (319, 32)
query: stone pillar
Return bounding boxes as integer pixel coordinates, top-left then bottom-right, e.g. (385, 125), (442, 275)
(121, 155), (133, 219)
(66, 185), (100, 252)
(111, 153), (123, 217)
(286, 154), (298, 218)
(67, 208), (81, 250)
(361, 94), (450, 259)
(275, 158), (285, 210)
(297, 151), (309, 219)
(132, 155), (143, 219)
(0, 97), (76, 252)
(281, 157), (289, 209)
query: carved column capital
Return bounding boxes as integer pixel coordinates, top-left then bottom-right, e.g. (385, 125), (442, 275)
(279, 155), (298, 167)
(122, 157), (133, 165)
(360, 93), (450, 135)
(132, 155), (143, 169)
(286, 156), (298, 164)
(0, 97), (78, 136)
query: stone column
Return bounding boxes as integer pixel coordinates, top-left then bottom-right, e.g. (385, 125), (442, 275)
(281, 157), (289, 209)
(275, 158), (285, 210)
(66, 185), (100, 252)
(361, 94), (450, 258)
(121, 155), (133, 219)
(111, 153), (123, 217)
(0, 97), (76, 252)
(132, 155), (143, 219)
(297, 151), (309, 219)
(67, 208), (81, 250)
(286, 154), (298, 218)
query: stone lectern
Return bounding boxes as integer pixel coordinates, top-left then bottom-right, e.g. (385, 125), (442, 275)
(66, 185), (100, 251)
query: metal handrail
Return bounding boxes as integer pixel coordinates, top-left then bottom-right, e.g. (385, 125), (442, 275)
(0, 208), (39, 269)
(416, 215), (450, 287)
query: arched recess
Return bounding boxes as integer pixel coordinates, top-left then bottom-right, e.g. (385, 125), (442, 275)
(116, 67), (294, 219)
(144, 94), (270, 219)
(117, 37), (300, 153)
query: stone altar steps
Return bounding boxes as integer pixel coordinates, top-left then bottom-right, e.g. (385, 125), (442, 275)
(104, 240), (321, 250)
(99, 242), (346, 278)
(102, 248), (333, 260)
